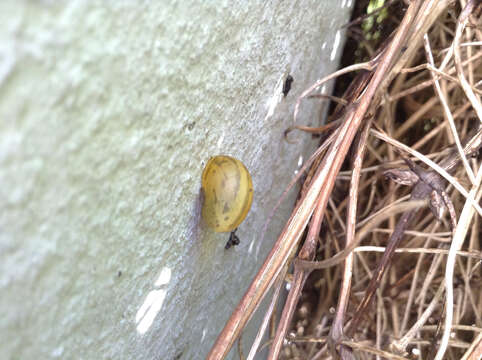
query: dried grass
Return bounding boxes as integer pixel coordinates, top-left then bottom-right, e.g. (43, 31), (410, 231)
(207, 1), (482, 359)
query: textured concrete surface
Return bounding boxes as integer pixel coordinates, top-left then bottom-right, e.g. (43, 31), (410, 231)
(0, 1), (352, 359)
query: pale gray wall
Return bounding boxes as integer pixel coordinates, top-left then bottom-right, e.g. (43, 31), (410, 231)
(0, 1), (353, 359)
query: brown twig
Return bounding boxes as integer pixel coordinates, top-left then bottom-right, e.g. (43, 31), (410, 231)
(328, 115), (373, 360)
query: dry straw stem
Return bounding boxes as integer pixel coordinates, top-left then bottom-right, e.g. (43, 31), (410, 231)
(434, 2), (482, 360)
(207, 0), (482, 359)
(371, 128), (482, 217)
(423, 33), (477, 184)
(461, 332), (482, 360)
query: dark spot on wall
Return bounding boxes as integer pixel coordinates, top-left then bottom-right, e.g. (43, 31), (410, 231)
(283, 75), (293, 97)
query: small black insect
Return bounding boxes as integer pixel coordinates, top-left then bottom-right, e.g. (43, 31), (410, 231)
(283, 75), (294, 97)
(225, 228), (240, 249)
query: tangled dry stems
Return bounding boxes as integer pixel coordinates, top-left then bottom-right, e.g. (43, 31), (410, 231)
(281, 2), (482, 360)
(207, 1), (482, 359)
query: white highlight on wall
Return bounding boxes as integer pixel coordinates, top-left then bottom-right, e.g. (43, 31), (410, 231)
(135, 267), (172, 335)
(0, 51), (15, 85)
(330, 30), (342, 61)
(51, 346), (64, 358)
(265, 73), (286, 121)
(297, 155), (303, 167)
(248, 239), (255, 254)
(216, 134), (225, 149)
(294, 154), (304, 175)
(154, 267), (172, 286)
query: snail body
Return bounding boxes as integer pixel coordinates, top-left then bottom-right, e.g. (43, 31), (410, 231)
(201, 155), (253, 234)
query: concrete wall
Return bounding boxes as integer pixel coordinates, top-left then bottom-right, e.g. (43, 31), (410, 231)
(0, 1), (352, 359)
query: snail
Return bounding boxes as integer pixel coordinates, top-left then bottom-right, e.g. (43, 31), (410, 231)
(201, 155), (253, 249)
